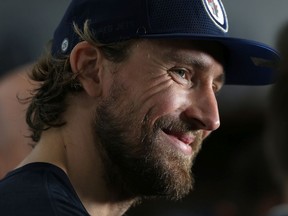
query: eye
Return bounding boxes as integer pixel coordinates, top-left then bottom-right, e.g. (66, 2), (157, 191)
(212, 82), (222, 94)
(212, 83), (218, 93)
(174, 68), (186, 78)
(170, 68), (190, 79)
(168, 67), (193, 88)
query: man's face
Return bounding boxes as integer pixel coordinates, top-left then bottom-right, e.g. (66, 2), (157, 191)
(93, 39), (224, 200)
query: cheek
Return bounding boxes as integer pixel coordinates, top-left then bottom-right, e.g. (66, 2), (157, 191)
(136, 83), (189, 124)
(111, 62), (189, 124)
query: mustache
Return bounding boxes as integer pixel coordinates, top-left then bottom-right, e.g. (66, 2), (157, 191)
(153, 115), (201, 136)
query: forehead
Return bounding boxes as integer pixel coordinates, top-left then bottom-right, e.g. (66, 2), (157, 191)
(136, 39), (226, 66)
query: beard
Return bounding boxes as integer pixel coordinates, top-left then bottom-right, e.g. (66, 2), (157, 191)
(93, 83), (203, 201)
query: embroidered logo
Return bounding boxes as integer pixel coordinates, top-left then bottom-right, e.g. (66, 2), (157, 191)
(202, 0), (228, 32)
(208, 0), (219, 17)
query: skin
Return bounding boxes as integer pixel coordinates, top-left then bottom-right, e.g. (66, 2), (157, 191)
(20, 39), (225, 216)
(0, 64), (35, 179)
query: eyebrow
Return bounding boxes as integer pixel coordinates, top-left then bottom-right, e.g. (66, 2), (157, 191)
(163, 52), (206, 69)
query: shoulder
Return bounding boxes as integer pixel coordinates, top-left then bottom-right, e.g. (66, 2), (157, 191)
(0, 162), (89, 216)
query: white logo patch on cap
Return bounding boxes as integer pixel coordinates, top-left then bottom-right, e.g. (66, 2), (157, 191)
(202, 0), (228, 32)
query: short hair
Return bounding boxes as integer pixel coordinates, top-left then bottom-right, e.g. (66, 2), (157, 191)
(26, 21), (136, 142)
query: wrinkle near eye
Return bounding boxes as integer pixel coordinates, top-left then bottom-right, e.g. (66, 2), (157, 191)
(139, 74), (174, 105)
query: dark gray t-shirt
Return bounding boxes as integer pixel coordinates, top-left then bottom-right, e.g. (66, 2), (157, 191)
(0, 162), (90, 216)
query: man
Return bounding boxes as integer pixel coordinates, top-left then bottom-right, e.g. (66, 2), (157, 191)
(0, 64), (35, 179)
(0, 0), (279, 215)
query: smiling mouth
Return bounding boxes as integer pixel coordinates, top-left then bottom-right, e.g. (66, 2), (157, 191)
(162, 129), (196, 155)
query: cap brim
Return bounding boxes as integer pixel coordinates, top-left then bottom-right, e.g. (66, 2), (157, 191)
(139, 34), (279, 85)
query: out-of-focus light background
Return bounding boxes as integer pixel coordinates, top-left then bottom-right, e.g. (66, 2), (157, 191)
(0, 1), (287, 216)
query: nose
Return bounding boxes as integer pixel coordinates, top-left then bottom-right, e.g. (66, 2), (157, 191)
(183, 87), (220, 132)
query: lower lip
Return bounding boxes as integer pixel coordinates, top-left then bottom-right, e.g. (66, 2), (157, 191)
(162, 131), (193, 155)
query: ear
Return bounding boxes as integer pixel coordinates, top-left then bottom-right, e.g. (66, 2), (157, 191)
(70, 41), (104, 98)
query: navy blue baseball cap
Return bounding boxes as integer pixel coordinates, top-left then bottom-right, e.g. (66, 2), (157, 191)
(51, 0), (279, 85)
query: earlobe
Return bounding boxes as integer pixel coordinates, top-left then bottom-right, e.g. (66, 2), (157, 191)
(70, 41), (103, 97)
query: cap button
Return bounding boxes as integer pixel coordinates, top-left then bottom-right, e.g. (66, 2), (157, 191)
(61, 38), (69, 53)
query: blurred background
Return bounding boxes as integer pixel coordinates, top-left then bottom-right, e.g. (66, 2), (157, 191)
(0, 1), (287, 215)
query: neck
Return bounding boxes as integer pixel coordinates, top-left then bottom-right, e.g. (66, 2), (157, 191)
(20, 94), (137, 216)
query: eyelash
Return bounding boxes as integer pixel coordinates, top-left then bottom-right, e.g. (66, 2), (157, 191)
(169, 67), (221, 93)
(170, 67), (191, 79)
(173, 68), (188, 79)
(212, 83), (219, 94)
(169, 67), (193, 87)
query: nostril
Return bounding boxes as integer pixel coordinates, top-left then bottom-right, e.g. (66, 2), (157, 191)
(201, 119), (220, 131)
(180, 116), (207, 130)
(182, 103), (220, 131)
